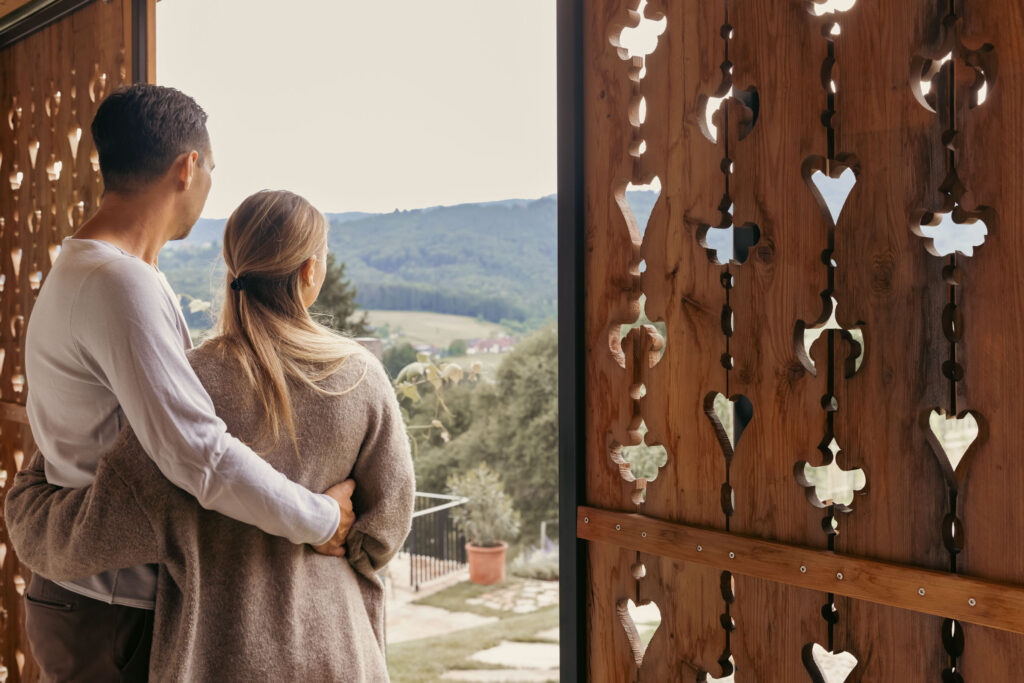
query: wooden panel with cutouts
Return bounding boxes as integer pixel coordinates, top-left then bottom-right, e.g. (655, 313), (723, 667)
(0, 1), (133, 680)
(582, 0), (1024, 680)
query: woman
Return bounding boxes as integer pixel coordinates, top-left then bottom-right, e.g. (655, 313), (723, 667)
(6, 190), (414, 681)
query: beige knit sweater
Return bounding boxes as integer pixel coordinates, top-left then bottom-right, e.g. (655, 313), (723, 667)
(6, 343), (415, 682)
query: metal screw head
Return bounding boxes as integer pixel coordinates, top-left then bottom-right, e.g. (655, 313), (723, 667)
(919, 588), (926, 596)
(800, 565), (807, 573)
(697, 545), (703, 552)
(641, 531), (647, 538)
(584, 517), (589, 524)
(615, 524), (621, 531)
(836, 572), (844, 580)
(969, 598), (977, 607)
(729, 551), (736, 559)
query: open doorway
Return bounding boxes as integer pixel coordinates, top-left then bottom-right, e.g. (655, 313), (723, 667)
(157, 2), (560, 680)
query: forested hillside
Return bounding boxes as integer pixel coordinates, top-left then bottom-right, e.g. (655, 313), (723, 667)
(162, 192), (658, 326)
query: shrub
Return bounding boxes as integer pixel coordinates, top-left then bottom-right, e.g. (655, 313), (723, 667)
(448, 463), (521, 547)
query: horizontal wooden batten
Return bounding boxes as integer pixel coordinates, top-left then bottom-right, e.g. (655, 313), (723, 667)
(578, 505), (1024, 635)
(0, 402), (29, 424)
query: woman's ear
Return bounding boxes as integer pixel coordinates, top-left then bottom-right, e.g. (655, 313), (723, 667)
(300, 255), (317, 287)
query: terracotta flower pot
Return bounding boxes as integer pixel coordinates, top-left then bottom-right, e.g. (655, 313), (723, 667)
(466, 541), (508, 585)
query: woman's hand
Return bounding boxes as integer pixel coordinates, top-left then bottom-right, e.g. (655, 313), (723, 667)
(312, 479), (356, 557)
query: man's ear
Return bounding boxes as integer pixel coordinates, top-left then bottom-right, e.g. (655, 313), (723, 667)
(177, 150), (199, 190)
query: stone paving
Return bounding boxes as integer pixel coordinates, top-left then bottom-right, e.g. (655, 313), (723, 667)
(387, 577), (562, 682)
(470, 641), (560, 669)
(388, 603), (498, 645)
(462, 580), (559, 614)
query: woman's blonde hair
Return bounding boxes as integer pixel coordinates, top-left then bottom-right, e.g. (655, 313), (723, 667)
(211, 189), (367, 454)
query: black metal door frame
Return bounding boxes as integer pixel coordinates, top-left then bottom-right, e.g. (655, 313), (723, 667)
(557, 0), (585, 680)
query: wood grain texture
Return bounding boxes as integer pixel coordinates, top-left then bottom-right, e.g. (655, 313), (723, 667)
(584, 0), (646, 514)
(635, 0), (727, 531)
(955, 0), (1024, 676)
(730, 573), (822, 683)
(727, 0), (827, 548)
(827, 1), (952, 679)
(587, 541), (641, 683)
(726, 2), (829, 677)
(635, 554), (719, 682)
(0, 0), (36, 22)
(579, 506), (1024, 636)
(0, 1), (133, 679)
(576, 0), (1024, 679)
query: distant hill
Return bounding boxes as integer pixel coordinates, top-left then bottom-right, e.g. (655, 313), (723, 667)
(171, 211), (372, 248)
(162, 196), (567, 325)
(159, 190), (749, 328)
(325, 196), (558, 322)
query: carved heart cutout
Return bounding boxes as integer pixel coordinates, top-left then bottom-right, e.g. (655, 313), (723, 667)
(10, 248), (21, 282)
(803, 155), (859, 227)
(616, 598), (661, 667)
(802, 643), (858, 683)
(616, 177), (661, 239)
(703, 392), (754, 463)
(27, 138), (39, 169)
(68, 126), (82, 161)
(922, 408), (985, 490)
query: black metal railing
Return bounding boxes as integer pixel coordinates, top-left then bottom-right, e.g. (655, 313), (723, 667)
(402, 492), (469, 591)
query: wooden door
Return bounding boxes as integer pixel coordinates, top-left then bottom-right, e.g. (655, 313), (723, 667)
(0, 1), (153, 679)
(561, 0), (1024, 679)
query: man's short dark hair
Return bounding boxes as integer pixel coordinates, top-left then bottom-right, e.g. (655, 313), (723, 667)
(91, 84), (210, 193)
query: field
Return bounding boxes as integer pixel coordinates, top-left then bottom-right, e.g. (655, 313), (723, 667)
(364, 310), (509, 350)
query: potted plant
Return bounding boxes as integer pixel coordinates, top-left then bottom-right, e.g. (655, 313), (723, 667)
(448, 463), (522, 585)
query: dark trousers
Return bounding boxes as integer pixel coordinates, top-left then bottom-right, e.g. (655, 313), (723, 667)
(24, 575), (153, 682)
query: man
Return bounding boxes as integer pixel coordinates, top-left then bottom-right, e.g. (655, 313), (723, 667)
(13, 84), (354, 681)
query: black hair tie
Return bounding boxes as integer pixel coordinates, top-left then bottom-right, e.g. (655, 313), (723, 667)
(230, 276), (246, 291)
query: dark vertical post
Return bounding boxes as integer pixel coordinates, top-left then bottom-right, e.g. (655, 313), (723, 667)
(130, 0), (151, 83)
(558, 0), (586, 679)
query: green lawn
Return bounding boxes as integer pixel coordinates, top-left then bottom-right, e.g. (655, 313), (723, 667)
(412, 577), (523, 619)
(365, 310), (509, 349)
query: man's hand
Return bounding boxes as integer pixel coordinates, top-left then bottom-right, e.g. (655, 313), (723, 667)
(312, 479), (356, 557)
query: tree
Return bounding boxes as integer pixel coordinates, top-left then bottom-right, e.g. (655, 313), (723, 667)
(310, 253), (371, 336)
(414, 326), (558, 538)
(383, 343), (419, 378)
(448, 338), (467, 356)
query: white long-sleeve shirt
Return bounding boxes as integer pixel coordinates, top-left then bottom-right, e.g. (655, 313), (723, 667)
(24, 237), (340, 608)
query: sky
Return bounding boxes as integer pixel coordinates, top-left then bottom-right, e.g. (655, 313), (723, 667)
(156, 0), (556, 218)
